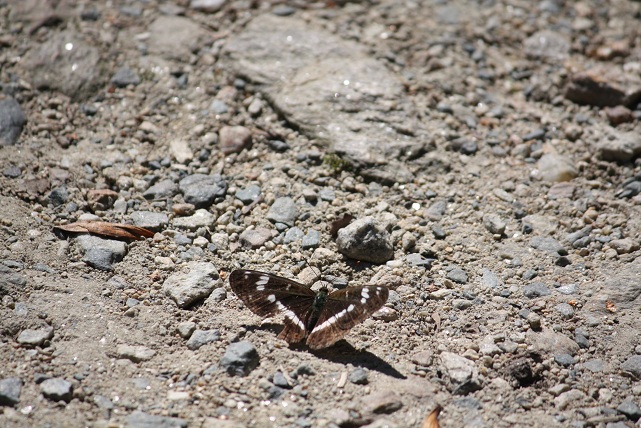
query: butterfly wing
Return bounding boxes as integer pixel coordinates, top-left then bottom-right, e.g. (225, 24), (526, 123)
(229, 269), (316, 344)
(306, 285), (389, 350)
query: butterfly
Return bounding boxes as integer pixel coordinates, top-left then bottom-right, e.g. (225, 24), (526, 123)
(229, 269), (389, 350)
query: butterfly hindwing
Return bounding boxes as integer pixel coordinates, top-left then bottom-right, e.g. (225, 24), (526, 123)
(229, 269), (316, 343)
(306, 285), (389, 350)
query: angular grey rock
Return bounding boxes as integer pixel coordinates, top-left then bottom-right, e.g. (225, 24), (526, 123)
(148, 16), (208, 62)
(523, 30), (570, 61)
(617, 400), (641, 420)
(447, 267), (468, 284)
(283, 227), (304, 244)
(0, 98), (27, 146)
(555, 303), (574, 318)
(589, 258), (641, 311)
(266, 197), (299, 227)
(210, 99), (228, 114)
(172, 209), (216, 230)
(17, 326), (54, 347)
(23, 31), (105, 101)
(220, 341), (259, 376)
(480, 269), (502, 289)
(186, 329), (220, 350)
(582, 359), (605, 373)
(163, 261), (221, 308)
(239, 227), (272, 249)
(609, 238), (640, 254)
(111, 66), (140, 87)
(566, 226), (592, 245)
(302, 229), (321, 249)
(176, 322), (197, 339)
(522, 282), (550, 298)
(224, 14), (429, 184)
(93, 395), (114, 410)
(536, 153), (577, 182)
(207, 287), (227, 303)
(527, 329), (579, 356)
(115, 344), (156, 362)
(179, 174), (227, 208)
(235, 184), (261, 204)
(425, 200), (447, 221)
(440, 352), (482, 394)
(272, 371), (290, 389)
(40, 378), (73, 402)
(529, 236), (567, 255)
(127, 410), (188, 428)
(554, 353), (576, 366)
(190, 0), (226, 13)
(349, 368), (369, 385)
(336, 217), (393, 264)
(75, 235), (127, 271)
(621, 355), (641, 379)
(554, 389), (586, 410)
(483, 213), (506, 235)
(143, 179), (178, 200)
(0, 377), (22, 406)
(597, 131), (641, 162)
(130, 211), (169, 231)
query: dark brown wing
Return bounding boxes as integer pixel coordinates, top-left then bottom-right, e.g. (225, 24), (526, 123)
(229, 269), (316, 344)
(306, 285), (389, 350)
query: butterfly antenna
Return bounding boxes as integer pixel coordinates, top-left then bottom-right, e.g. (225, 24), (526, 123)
(303, 258), (322, 281)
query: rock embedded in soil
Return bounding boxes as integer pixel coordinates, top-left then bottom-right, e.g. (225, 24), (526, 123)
(75, 235), (127, 271)
(617, 400), (641, 421)
(349, 368), (369, 385)
(17, 326), (54, 347)
(235, 184), (261, 204)
(111, 66), (140, 87)
(127, 410), (188, 428)
(115, 345), (156, 362)
(0, 377), (22, 406)
(440, 352), (482, 394)
(596, 130), (641, 162)
(143, 179), (178, 200)
(186, 329), (220, 350)
(620, 355), (641, 379)
(162, 261), (221, 308)
(219, 125), (252, 154)
(220, 341), (259, 376)
(130, 211), (169, 231)
(0, 97), (27, 146)
(302, 229), (320, 249)
(239, 227), (273, 249)
(266, 197), (299, 227)
(336, 217), (393, 264)
(527, 329), (579, 357)
(172, 209), (216, 229)
(40, 378), (73, 402)
(535, 153), (577, 183)
(176, 322), (197, 339)
(178, 174), (227, 208)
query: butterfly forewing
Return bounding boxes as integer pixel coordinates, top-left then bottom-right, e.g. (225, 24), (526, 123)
(229, 269), (316, 343)
(306, 285), (389, 350)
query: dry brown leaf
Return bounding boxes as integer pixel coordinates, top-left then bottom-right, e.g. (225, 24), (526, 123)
(53, 221), (154, 241)
(422, 405), (442, 428)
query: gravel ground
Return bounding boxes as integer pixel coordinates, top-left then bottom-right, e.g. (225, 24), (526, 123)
(1, 1), (641, 427)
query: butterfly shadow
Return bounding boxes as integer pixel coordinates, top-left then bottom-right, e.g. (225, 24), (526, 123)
(299, 340), (407, 379)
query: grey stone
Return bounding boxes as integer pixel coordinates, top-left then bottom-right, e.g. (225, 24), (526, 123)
(143, 179), (178, 200)
(40, 378), (73, 402)
(173, 209), (216, 230)
(111, 66), (140, 87)
(148, 16), (208, 62)
(163, 261), (221, 308)
(318, 188), (336, 201)
(302, 229), (320, 249)
(130, 211), (168, 231)
(0, 377), (22, 406)
(447, 268), (468, 284)
(284, 227), (304, 244)
(75, 235), (127, 271)
(483, 214), (506, 235)
(48, 186), (68, 206)
(267, 197), (299, 227)
(207, 287), (227, 303)
(220, 341), (259, 376)
(23, 31), (105, 101)
(480, 269), (502, 289)
(190, 0), (226, 13)
(621, 355), (641, 379)
(336, 217), (393, 264)
(453, 299), (473, 310)
(17, 326), (54, 347)
(176, 322), (196, 339)
(555, 303), (574, 318)
(186, 329), (220, 350)
(557, 283), (577, 294)
(617, 400), (641, 420)
(523, 282), (550, 298)
(582, 359), (605, 373)
(93, 395), (114, 410)
(349, 368), (369, 385)
(609, 238), (640, 254)
(554, 389), (586, 410)
(566, 226), (592, 245)
(425, 200), (447, 221)
(590, 258), (641, 311)
(219, 125), (252, 154)
(235, 184), (261, 204)
(361, 390), (403, 414)
(0, 98), (27, 146)
(440, 352), (482, 394)
(239, 227), (272, 249)
(527, 329), (579, 356)
(127, 410), (188, 428)
(224, 14), (425, 184)
(405, 253), (433, 268)
(554, 353), (576, 366)
(114, 344), (156, 362)
(272, 371), (291, 389)
(529, 236), (567, 256)
(179, 174), (227, 208)
(210, 99), (228, 114)
(597, 130), (641, 162)
(523, 30), (570, 61)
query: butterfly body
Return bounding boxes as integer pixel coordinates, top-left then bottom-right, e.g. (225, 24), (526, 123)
(229, 269), (389, 350)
